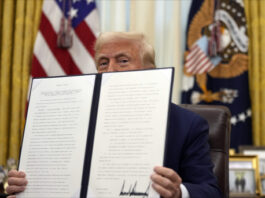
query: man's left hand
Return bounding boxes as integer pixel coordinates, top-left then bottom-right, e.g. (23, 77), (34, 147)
(151, 166), (182, 198)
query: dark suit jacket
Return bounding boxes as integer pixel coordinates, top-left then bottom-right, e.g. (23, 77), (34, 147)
(165, 104), (222, 198)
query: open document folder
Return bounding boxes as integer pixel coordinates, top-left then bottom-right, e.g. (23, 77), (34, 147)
(18, 67), (174, 198)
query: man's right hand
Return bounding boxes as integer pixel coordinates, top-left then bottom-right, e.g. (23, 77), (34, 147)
(6, 170), (27, 198)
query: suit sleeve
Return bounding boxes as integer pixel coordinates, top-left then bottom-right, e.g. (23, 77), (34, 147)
(180, 115), (223, 198)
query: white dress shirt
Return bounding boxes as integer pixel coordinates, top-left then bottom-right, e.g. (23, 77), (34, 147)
(180, 184), (190, 198)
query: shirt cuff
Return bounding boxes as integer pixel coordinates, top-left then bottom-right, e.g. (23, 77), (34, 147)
(180, 183), (190, 198)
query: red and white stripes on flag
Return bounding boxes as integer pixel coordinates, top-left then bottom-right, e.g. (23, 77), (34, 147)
(184, 44), (215, 75)
(31, 0), (100, 80)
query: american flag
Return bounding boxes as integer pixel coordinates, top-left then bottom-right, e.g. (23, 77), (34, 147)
(184, 36), (220, 75)
(31, 0), (100, 79)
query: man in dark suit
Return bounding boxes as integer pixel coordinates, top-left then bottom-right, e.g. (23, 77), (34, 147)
(6, 32), (222, 198)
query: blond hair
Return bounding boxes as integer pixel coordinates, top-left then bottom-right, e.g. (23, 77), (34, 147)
(94, 32), (155, 68)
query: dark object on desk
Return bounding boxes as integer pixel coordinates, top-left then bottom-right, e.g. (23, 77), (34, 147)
(180, 104), (231, 198)
(0, 193), (7, 198)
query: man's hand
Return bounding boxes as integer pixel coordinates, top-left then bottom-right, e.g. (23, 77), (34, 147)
(151, 166), (182, 198)
(6, 170), (27, 198)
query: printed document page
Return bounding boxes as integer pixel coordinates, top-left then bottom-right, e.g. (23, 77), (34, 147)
(87, 69), (172, 198)
(18, 75), (95, 198)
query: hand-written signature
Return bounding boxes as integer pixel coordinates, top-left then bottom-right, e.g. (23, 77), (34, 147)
(119, 180), (150, 197)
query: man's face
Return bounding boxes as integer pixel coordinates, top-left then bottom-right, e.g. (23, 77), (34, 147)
(95, 39), (145, 73)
